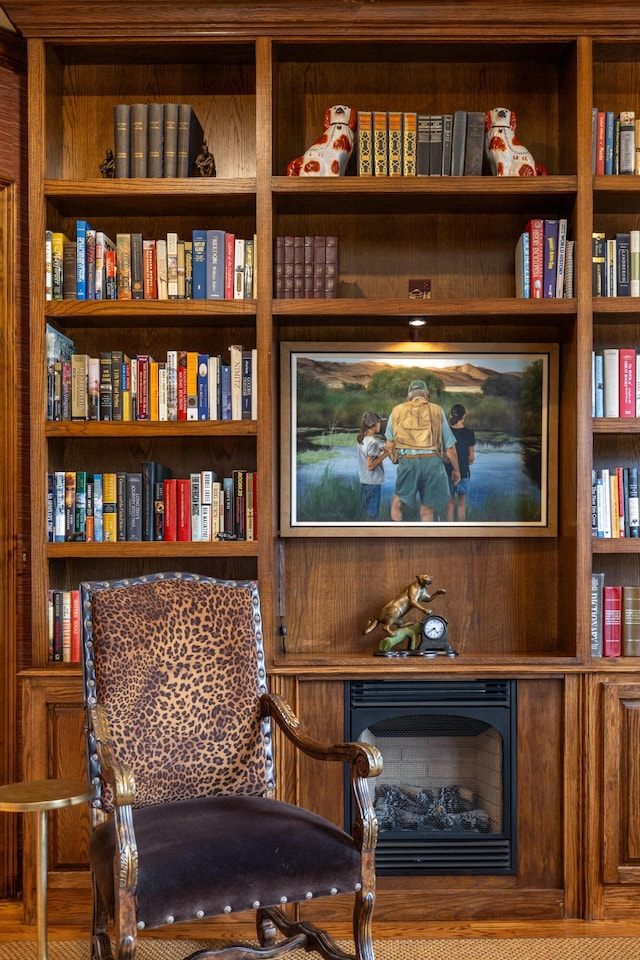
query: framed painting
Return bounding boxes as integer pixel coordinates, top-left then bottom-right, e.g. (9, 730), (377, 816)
(280, 342), (558, 537)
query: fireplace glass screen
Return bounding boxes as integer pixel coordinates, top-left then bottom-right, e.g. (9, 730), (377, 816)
(345, 679), (516, 875)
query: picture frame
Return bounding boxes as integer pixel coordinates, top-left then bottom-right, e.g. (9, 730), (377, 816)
(280, 341), (558, 537)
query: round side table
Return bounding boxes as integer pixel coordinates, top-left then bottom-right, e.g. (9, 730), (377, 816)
(0, 778), (95, 960)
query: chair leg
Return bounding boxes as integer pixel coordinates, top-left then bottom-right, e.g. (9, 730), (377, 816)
(353, 889), (376, 960)
(258, 906), (358, 960)
(91, 875), (114, 960)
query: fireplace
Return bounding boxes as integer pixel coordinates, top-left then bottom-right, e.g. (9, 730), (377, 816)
(345, 679), (517, 875)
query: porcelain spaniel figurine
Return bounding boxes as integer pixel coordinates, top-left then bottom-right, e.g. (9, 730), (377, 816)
(484, 107), (547, 176)
(287, 104), (356, 176)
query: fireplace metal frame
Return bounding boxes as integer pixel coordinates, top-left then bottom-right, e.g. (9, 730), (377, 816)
(345, 679), (517, 876)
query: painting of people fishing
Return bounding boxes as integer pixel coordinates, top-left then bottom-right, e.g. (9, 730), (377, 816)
(281, 342), (558, 537)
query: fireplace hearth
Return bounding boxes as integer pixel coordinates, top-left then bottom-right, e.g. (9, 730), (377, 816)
(345, 679), (517, 875)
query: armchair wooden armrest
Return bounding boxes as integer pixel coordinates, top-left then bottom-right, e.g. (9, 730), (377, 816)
(260, 692), (382, 852)
(89, 703), (139, 890)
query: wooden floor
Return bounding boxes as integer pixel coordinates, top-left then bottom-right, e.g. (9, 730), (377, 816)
(1, 899), (640, 943)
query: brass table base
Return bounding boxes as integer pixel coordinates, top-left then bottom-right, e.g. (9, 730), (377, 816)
(0, 778), (95, 960)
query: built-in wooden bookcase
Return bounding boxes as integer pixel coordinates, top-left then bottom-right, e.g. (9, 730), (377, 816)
(6, 0), (640, 930)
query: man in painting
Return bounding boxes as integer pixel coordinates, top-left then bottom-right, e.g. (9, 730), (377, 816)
(385, 380), (461, 522)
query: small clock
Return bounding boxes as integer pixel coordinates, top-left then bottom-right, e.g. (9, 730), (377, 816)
(422, 614), (448, 641)
(420, 614), (458, 657)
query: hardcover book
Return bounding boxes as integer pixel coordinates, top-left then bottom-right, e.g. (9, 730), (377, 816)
(356, 111), (373, 175)
(603, 584), (622, 656)
(147, 102), (164, 177)
(526, 219), (545, 299)
(373, 111), (388, 176)
(114, 103), (131, 178)
(387, 110), (403, 176)
(402, 112), (417, 176)
(463, 111), (485, 176)
(591, 572), (604, 657)
(622, 585), (640, 656)
(163, 103), (179, 177)
(177, 104), (204, 178)
(130, 103), (149, 178)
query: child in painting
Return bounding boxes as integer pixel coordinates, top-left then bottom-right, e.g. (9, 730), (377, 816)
(357, 411), (388, 519)
(446, 404), (475, 522)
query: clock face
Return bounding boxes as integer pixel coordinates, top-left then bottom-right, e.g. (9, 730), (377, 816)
(423, 615), (447, 641)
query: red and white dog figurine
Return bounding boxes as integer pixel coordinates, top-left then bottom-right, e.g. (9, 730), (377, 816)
(484, 107), (547, 177)
(287, 104), (356, 176)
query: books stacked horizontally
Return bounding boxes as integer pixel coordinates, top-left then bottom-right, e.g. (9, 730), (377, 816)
(48, 467), (256, 549)
(591, 230), (640, 297)
(113, 102), (205, 178)
(592, 347), (640, 419)
(592, 465), (640, 540)
(515, 218), (573, 299)
(46, 330), (256, 423)
(45, 225), (255, 301)
(356, 110), (485, 177)
(592, 108), (640, 175)
(274, 236), (338, 299)
(591, 575), (640, 659)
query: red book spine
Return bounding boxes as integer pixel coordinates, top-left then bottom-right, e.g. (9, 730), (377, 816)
(526, 219), (544, 299)
(177, 478), (192, 541)
(137, 355), (150, 420)
(603, 585), (622, 656)
(619, 348), (635, 417)
(163, 479), (177, 541)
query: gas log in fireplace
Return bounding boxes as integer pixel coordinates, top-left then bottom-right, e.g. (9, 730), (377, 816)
(345, 679), (516, 875)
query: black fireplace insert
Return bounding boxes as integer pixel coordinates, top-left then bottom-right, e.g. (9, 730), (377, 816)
(345, 679), (517, 875)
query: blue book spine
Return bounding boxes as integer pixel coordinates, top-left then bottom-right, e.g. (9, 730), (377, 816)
(594, 353), (604, 417)
(205, 229), (225, 299)
(192, 229), (207, 299)
(197, 354), (209, 420)
(93, 473), (104, 543)
(76, 220), (90, 300)
(220, 363), (232, 420)
(605, 111), (615, 175)
(629, 467), (640, 537)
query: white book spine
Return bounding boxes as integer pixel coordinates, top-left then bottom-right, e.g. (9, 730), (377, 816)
(602, 347), (619, 417)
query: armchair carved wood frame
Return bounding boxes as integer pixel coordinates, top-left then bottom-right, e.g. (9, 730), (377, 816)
(81, 573), (382, 960)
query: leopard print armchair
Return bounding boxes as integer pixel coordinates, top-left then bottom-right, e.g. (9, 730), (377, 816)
(81, 572), (382, 960)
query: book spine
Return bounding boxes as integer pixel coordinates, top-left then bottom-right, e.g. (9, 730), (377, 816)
(387, 110), (403, 176)
(603, 585), (622, 657)
(543, 220), (559, 298)
(147, 102), (164, 177)
(603, 348), (620, 417)
(130, 102), (149, 178)
(163, 103), (179, 177)
(126, 473), (143, 541)
(373, 111), (388, 176)
(356, 110), (373, 175)
(114, 104), (131, 178)
(131, 232), (144, 299)
(622, 585), (640, 656)
(205, 229), (225, 299)
(619, 348), (636, 417)
(527, 219), (545, 299)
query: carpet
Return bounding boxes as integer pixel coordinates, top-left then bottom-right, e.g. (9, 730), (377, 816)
(1, 938), (639, 960)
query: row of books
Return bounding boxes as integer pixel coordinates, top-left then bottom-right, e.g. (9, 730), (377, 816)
(45, 225), (255, 301)
(356, 110), (485, 177)
(48, 588), (82, 663)
(48, 466), (257, 544)
(592, 108), (640, 176)
(515, 218), (573, 299)
(591, 466), (640, 539)
(273, 236), (338, 299)
(591, 575), (640, 658)
(592, 231), (640, 297)
(113, 102), (205, 178)
(46, 335), (256, 423)
(592, 347), (640, 418)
